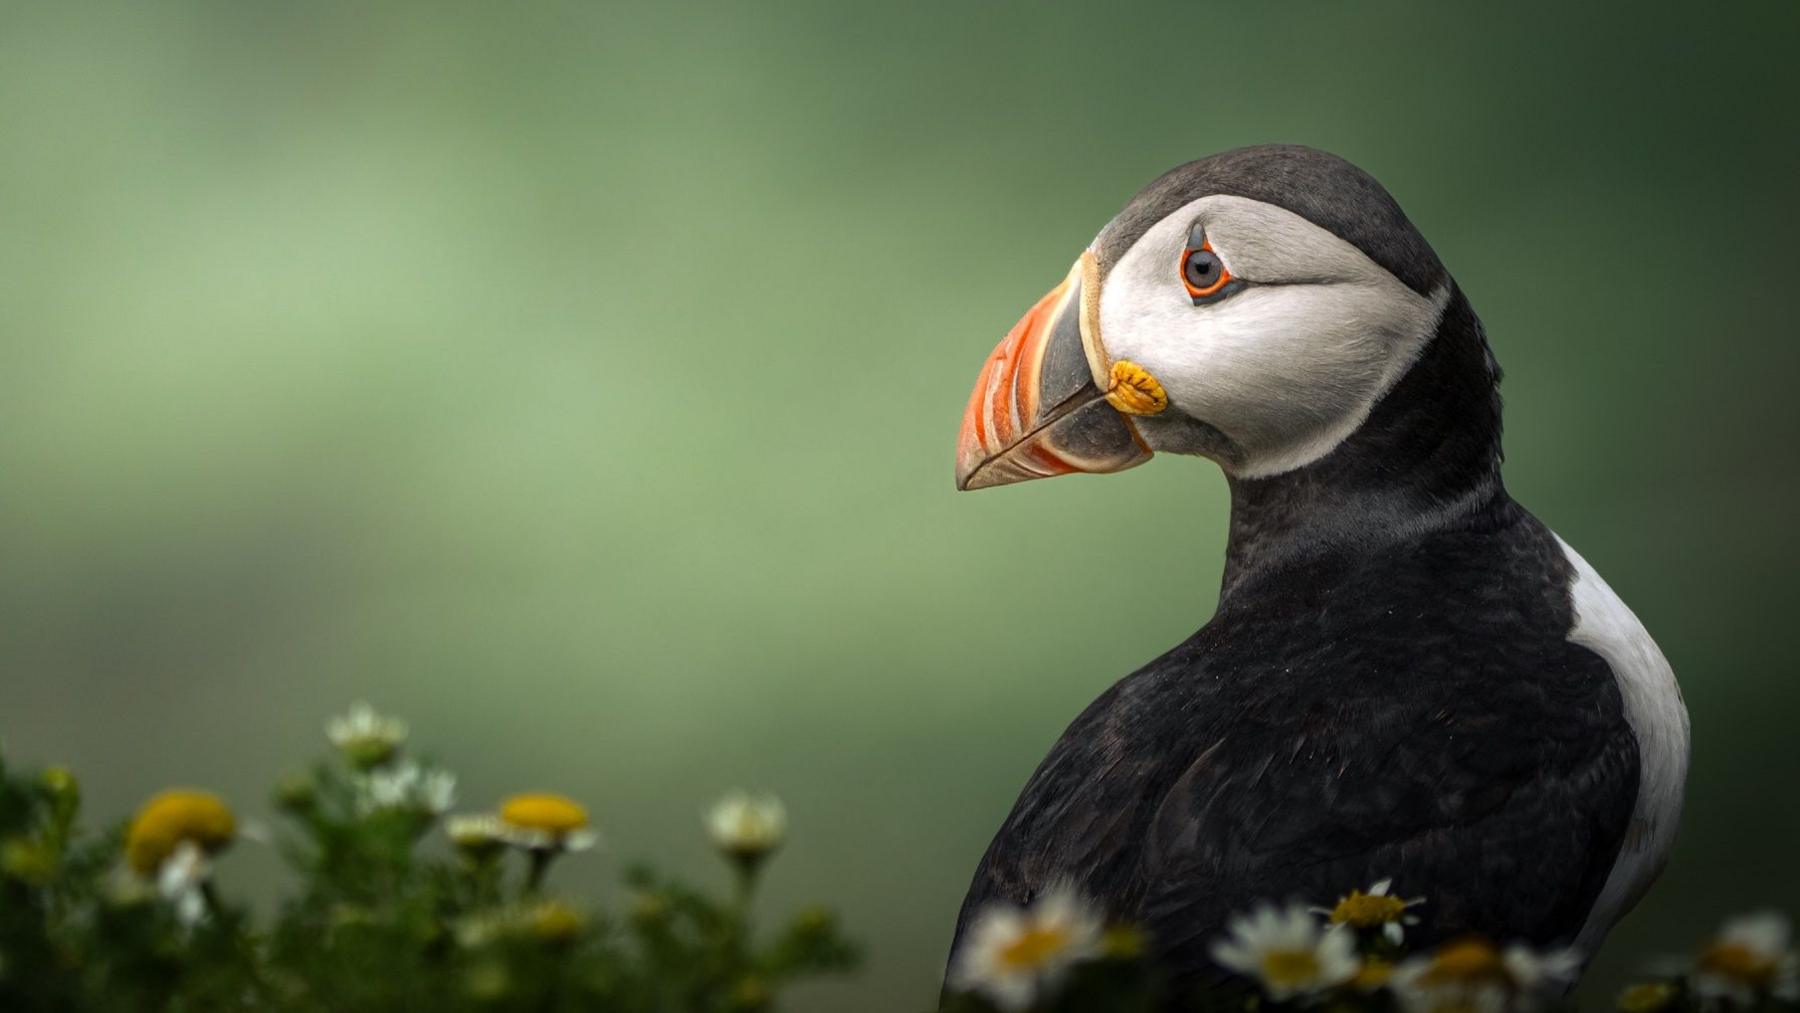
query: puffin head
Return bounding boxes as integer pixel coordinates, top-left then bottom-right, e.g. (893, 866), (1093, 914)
(955, 145), (1466, 490)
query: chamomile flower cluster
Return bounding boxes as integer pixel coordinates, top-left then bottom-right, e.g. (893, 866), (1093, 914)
(942, 884), (1799, 1013)
(1314, 877), (1425, 946)
(121, 788), (237, 927)
(357, 760), (457, 816)
(0, 705), (859, 1010)
(440, 791), (603, 891)
(949, 886), (1106, 1011)
(945, 877), (1589, 1013)
(321, 703), (460, 819)
(1612, 911), (1800, 1011)
(326, 701), (408, 769)
(445, 812), (510, 862)
(1211, 902), (1361, 1000)
(1206, 881), (1578, 1012)
(1389, 937), (1579, 1013)
(495, 792), (600, 852)
(1690, 912), (1799, 1006)
(706, 790), (788, 870)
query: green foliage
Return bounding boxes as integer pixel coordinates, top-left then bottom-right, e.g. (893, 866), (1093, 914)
(0, 712), (858, 1012)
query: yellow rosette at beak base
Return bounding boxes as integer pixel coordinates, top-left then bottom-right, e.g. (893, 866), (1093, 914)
(1105, 360), (1168, 416)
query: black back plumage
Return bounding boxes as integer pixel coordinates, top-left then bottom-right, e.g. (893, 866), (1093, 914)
(947, 150), (1639, 999)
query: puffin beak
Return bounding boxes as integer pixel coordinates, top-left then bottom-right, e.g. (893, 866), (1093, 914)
(955, 252), (1152, 490)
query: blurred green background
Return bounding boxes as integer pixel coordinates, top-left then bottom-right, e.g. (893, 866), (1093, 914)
(2, 1), (1797, 1007)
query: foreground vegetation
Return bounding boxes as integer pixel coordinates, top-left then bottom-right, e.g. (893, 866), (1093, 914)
(941, 884), (1797, 1013)
(1, 704), (1792, 1012)
(0, 704), (855, 1010)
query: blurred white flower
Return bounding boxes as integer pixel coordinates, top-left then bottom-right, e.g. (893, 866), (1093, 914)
(156, 841), (211, 928)
(1392, 938), (1579, 1013)
(446, 813), (508, 859)
(418, 770), (456, 813)
(1501, 943), (1582, 994)
(1690, 911), (1799, 1006)
(1210, 901), (1359, 1001)
(326, 702), (408, 769)
(357, 761), (456, 816)
(705, 791), (787, 865)
(1313, 877), (1425, 945)
(454, 909), (510, 948)
(496, 793), (599, 852)
(949, 886), (1103, 1011)
(497, 825), (600, 852)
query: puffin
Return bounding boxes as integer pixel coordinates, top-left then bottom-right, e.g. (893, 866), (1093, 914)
(948, 145), (1689, 991)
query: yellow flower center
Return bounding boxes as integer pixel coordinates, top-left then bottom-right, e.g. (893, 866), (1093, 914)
(498, 793), (589, 834)
(125, 789), (236, 875)
(630, 892), (671, 925)
(1101, 924), (1147, 960)
(529, 900), (585, 943)
(730, 976), (772, 1011)
(1353, 958), (1395, 991)
(1617, 982), (1679, 1013)
(1331, 890), (1409, 927)
(1697, 942), (1777, 986)
(1260, 948), (1324, 989)
(1419, 939), (1511, 988)
(996, 924), (1071, 971)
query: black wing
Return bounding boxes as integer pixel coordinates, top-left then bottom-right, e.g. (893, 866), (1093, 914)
(1137, 651), (1638, 987)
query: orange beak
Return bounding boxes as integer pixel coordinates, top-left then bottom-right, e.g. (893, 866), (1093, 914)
(954, 253), (1152, 490)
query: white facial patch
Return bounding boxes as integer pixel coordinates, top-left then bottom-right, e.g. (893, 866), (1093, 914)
(1096, 195), (1450, 478)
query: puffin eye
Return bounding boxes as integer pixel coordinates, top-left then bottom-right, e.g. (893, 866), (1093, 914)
(1180, 245), (1233, 302)
(1180, 223), (1238, 304)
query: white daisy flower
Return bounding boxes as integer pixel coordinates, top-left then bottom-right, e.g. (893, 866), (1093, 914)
(1312, 878), (1425, 945)
(1690, 911), (1799, 1006)
(454, 909), (511, 948)
(1502, 943), (1583, 994)
(496, 825), (601, 852)
(326, 702), (408, 769)
(1392, 937), (1579, 1013)
(948, 886), (1104, 1011)
(357, 761), (456, 816)
(445, 813), (508, 860)
(496, 793), (600, 852)
(705, 791), (787, 866)
(1211, 901), (1360, 1001)
(416, 769), (457, 814)
(156, 840), (211, 928)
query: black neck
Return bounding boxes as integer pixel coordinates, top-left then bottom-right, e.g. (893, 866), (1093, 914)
(1219, 286), (1508, 600)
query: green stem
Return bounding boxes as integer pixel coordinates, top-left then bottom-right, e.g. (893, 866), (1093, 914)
(732, 862), (757, 918)
(200, 879), (225, 925)
(524, 849), (555, 895)
(726, 857), (763, 971)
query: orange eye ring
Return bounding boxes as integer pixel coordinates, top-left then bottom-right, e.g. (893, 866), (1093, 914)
(1181, 242), (1233, 300)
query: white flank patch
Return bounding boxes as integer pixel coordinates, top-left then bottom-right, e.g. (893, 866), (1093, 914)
(1559, 535), (1690, 957)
